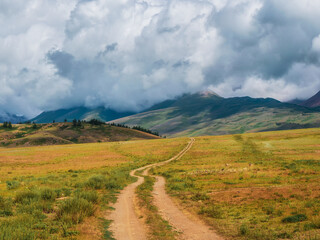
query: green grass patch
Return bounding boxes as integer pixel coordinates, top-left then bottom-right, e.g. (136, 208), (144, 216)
(282, 214), (308, 223)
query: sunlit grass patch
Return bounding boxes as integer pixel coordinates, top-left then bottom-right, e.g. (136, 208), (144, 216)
(0, 137), (187, 239)
(155, 128), (320, 239)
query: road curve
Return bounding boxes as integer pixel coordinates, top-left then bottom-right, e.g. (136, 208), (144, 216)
(108, 138), (195, 240)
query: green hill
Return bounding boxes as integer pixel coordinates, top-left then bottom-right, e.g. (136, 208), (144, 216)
(0, 122), (159, 147)
(111, 92), (320, 137)
(29, 106), (135, 123)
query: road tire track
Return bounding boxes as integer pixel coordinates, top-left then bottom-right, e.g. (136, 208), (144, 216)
(108, 138), (195, 240)
(152, 176), (223, 240)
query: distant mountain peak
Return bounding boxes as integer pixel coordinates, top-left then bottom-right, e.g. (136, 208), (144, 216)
(301, 90), (320, 108)
(199, 90), (221, 98)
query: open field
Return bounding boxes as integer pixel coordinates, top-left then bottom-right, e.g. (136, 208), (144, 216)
(1, 128), (319, 239)
(154, 128), (320, 239)
(0, 138), (187, 239)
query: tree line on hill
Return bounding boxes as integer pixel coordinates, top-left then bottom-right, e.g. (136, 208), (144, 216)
(60, 118), (161, 137)
(1, 122), (13, 128)
(69, 119), (160, 136)
(109, 122), (160, 136)
(1, 118), (161, 137)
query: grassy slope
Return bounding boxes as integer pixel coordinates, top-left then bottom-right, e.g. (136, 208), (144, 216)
(154, 128), (320, 239)
(112, 93), (320, 137)
(30, 107), (135, 123)
(0, 138), (187, 239)
(0, 122), (159, 147)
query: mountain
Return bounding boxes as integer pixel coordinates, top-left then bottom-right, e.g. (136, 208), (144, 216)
(111, 92), (320, 137)
(0, 112), (27, 123)
(301, 91), (320, 108)
(0, 122), (159, 147)
(29, 106), (135, 123)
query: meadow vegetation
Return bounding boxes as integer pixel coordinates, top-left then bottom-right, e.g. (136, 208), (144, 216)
(154, 128), (320, 239)
(1, 127), (319, 239)
(0, 122), (159, 147)
(0, 138), (186, 239)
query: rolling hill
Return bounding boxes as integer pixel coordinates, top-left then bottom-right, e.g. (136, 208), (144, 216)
(111, 92), (320, 137)
(0, 122), (159, 147)
(29, 106), (135, 123)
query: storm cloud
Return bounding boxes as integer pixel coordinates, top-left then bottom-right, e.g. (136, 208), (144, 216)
(1, 0), (320, 117)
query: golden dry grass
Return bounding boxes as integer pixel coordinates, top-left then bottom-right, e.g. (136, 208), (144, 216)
(0, 137), (187, 239)
(155, 128), (320, 240)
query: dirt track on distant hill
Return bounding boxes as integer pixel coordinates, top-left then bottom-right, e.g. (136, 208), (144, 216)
(108, 138), (223, 240)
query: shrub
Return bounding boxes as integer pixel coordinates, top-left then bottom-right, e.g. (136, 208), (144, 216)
(191, 192), (210, 201)
(54, 189), (62, 198)
(40, 188), (56, 201)
(0, 196), (13, 217)
(61, 188), (72, 197)
(198, 205), (223, 219)
(15, 190), (39, 204)
(75, 191), (99, 203)
(262, 205), (275, 215)
(16, 201), (48, 220)
(6, 180), (20, 190)
(240, 223), (248, 235)
(38, 201), (54, 213)
(277, 232), (292, 239)
(56, 197), (95, 224)
(168, 183), (184, 191)
(85, 175), (106, 189)
(282, 214), (307, 223)
(105, 180), (122, 190)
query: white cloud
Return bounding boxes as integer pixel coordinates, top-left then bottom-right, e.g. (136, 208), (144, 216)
(0, 0), (320, 118)
(312, 35), (320, 53)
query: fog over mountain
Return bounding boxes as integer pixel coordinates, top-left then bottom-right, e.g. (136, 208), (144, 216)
(1, 0), (320, 118)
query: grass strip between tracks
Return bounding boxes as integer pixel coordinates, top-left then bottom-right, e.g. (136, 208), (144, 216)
(136, 171), (177, 240)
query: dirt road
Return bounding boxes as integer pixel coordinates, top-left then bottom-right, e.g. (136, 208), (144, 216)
(108, 166), (147, 240)
(109, 138), (222, 240)
(152, 176), (223, 240)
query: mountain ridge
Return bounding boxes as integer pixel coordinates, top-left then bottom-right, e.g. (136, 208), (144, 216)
(29, 106), (135, 123)
(111, 93), (320, 137)
(27, 91), (320, 137)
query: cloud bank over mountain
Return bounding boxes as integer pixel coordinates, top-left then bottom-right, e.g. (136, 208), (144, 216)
(1, 0), (320, 117)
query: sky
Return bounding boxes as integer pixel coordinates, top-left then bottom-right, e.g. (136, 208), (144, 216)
(1, 0), (320, 118)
